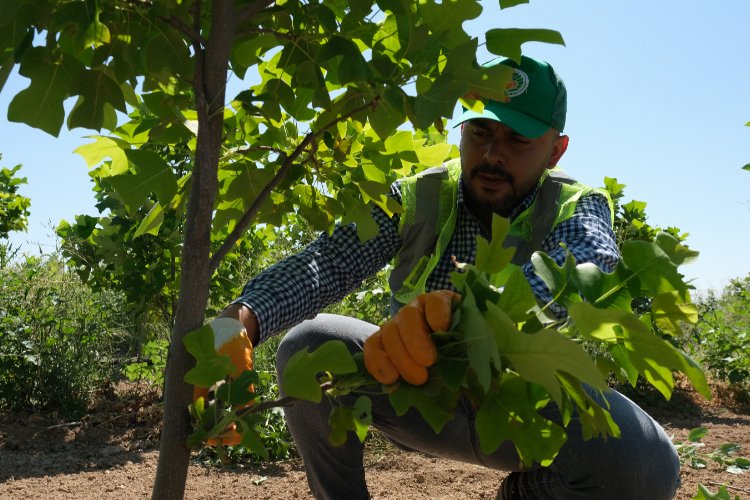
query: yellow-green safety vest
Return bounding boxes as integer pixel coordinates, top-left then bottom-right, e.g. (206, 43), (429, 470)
(388, 158), (613, 315)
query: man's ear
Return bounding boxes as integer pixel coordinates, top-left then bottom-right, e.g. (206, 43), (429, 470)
(548, 134), (569, 167)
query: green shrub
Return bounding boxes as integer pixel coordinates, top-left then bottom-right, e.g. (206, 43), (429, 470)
(0, 253), (131, 417)
(690, 275), (750, 392)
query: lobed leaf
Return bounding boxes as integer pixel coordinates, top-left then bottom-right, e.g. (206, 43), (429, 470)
(281, 340), (358, 403)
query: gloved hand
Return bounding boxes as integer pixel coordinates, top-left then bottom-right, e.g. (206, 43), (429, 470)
(192, 317), (254, 446)
(364, 290), (460, 386)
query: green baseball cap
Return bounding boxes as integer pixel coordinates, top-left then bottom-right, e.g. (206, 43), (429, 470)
(453, 56), (567, 138)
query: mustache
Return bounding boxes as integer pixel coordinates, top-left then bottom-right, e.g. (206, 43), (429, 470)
(470, 163), (514, 182)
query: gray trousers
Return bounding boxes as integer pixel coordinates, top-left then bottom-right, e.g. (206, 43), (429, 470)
(276, 314), (680, 500)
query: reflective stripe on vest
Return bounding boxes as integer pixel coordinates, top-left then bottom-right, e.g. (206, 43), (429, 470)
(388, 160), (613, 315)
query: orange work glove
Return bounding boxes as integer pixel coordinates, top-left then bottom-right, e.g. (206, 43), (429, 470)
(364, 290), (460, 386)
(193, 317), (254, 447)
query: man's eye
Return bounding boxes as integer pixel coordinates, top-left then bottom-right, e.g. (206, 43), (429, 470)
(512, 136), (531, 145)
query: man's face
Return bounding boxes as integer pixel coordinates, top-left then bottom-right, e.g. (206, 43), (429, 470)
(459, 119), (569, 219)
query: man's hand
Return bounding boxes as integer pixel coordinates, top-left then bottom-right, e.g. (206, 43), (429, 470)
(364, 290), (460, 386)
(193, 317), (255, 447)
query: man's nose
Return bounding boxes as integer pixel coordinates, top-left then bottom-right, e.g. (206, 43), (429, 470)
(483, 136), (507, 165)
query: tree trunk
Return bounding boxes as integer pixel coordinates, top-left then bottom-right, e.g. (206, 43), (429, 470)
(151, 2), (237, 498)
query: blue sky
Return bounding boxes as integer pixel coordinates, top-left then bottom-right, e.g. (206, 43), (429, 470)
(2, 0), (749, 294)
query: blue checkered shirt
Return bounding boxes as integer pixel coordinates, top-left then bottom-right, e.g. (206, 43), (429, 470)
(235, 175), (620, 344)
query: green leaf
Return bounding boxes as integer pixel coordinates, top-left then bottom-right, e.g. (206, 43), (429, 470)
(237, 422), (270, 460)
(485, 28), (565, 63)
(620, 239), (689, 299)
(67, 68), (126, 131)
(215, 369), (259, 407)
(743, 164), (750, 171)
(74, 136), (130, 175)
(475, 214), (515, 274)
(388, 384), (456, 434)
(281, 340), (358, 403)
(328, 396), (372, 446)
(183, 324), (232, 387)
(454, 289), (501, 392)
(651, 291), (698, 335)
(491, 266), (537, 323)
(475, 375), (565, 466)
(418, 0), (482, 48)
(530, 250), (583, 309)
(499, 0), (529, 8)
(688, 426), (709, 442)
(569, 302), (710, 400)
(133, 201), (166, 238)
(7, 47), (82, 136)
(501, 324), (607, 406)
(368, 86), (406, 140)
(572, 262), (637, 312)
(339, 191), (379, 242)
(654, 231), (699, 266)
(108, 149), (178, 212)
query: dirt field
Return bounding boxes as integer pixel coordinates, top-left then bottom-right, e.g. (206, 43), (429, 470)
(1, 383), (749, 500)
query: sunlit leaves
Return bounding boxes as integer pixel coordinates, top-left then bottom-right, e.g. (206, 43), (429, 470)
(486, 28), (565, 63)
(501, 323), (606, 406)
(107, 149), (178, 214)
(74, 136), (130, 175)
(475, 374), (565, 466)
(569, 302), (709, 399)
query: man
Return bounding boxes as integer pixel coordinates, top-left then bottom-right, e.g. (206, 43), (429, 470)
(217, 56), (681, 499)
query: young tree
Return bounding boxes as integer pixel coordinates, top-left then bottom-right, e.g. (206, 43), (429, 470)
(2, 1), (566, 497)
(0, 155), (31, 240)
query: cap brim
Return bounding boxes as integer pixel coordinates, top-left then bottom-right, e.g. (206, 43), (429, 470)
(452, 102), (551, 139)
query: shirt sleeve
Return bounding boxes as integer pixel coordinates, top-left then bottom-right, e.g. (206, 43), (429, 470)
(233, 186), (403, 343)
(522, 192), (620, 317)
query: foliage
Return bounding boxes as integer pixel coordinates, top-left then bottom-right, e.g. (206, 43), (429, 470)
(601, 176), (691, 248)
(0, 155), (31, 240)
(0, 0), (573, 494)
(325, 266), (391, 326)
(675, 426), (750, 474)
(0, 253), (131, 418)
(193, 215), (709, 467)
(124, 338), (170, 388)
(689, 275), (750, 391)
(191, 336), (296, 465)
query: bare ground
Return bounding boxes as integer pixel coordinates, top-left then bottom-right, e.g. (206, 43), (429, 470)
(1, 383), (749, 500)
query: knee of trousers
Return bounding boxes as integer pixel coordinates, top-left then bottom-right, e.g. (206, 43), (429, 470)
(275, 314), (368, 382)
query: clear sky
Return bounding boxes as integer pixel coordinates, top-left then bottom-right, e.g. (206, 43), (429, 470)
(2, 0), (749, 294)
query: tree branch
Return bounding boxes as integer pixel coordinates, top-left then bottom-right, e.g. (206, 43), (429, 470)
(234, 26), (297, 41)
(236, 0), (276, 24)
(207, 97), (377, 273)
(707, 482), (750, 494)
(221, 145), (286, 161)
(157, 14), (205, 46)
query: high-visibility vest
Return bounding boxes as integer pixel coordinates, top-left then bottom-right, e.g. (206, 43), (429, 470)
(388, 158), (613, 314)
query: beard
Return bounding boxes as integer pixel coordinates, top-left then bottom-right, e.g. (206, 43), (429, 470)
(464, 163), (529, 217)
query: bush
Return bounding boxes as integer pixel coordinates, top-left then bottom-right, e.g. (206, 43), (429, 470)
(0, 252), (132, 417)
(689, 275), (750, 394)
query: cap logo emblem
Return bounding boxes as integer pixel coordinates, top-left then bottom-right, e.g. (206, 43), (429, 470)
(504, 68), (529, 100)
